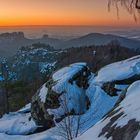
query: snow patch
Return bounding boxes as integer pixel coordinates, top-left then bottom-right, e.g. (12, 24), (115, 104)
(18, 103), (31, 113)
(39, 84), (48, 103)
(0, 112), (37, 135)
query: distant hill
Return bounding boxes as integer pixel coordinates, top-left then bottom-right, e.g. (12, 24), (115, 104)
(0, 32), (140, 57)
(58, 33), (140, 49)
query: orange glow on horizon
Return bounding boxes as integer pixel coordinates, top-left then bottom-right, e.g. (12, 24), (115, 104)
(0, 0), (139, 27)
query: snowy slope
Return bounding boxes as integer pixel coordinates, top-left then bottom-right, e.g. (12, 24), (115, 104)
(77, 81), (140, 140)
(82, 83), (119, 129)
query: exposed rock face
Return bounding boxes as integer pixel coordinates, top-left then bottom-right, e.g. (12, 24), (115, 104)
(31, 63), (91, 129)
(100, 112), (140, 140)
(102, 82), (120, 96)
(42, 34), (49, 39)
(101, 74), (140, 97)
(31, 84), (60, 129)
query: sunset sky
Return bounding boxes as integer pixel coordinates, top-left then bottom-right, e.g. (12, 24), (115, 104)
(0, 0), (140, 26)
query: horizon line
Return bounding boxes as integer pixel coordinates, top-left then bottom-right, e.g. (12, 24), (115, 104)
(0, 24), (139, 28)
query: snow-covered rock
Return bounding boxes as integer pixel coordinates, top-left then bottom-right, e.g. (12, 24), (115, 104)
(31, 63), (92, 129)
(94, 55), (140, 97)
(95, 55), (140, 84)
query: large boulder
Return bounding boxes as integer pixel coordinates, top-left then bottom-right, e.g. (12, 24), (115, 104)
(31, 63), (91, 129)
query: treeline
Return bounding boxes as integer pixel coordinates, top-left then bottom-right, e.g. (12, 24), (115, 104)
(0, 77), (49, 117)
(58, 41), (139, 72)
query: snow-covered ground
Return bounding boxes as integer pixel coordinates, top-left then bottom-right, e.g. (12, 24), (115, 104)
(0, 112), (37, 135)
(0, 105), (61, 140)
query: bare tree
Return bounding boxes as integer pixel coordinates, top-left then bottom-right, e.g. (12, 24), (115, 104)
(53, 90), (88, 140)
(0, 59), (10, 113)
(108, 0), (140, 20)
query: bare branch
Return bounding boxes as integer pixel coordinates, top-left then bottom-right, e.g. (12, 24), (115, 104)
(108, 0), (140, 20)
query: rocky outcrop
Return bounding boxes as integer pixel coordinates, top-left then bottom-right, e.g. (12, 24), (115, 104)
(31, 63), (91, 129)
(0, 32), (25, 40)
(102, 82), (120, 96)
(31, 83), (61, 129)
(99, 111), (140, 140)
(101, 74), (140, 97)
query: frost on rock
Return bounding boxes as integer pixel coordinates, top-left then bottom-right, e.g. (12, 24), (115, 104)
(30, 62), (121, 135)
